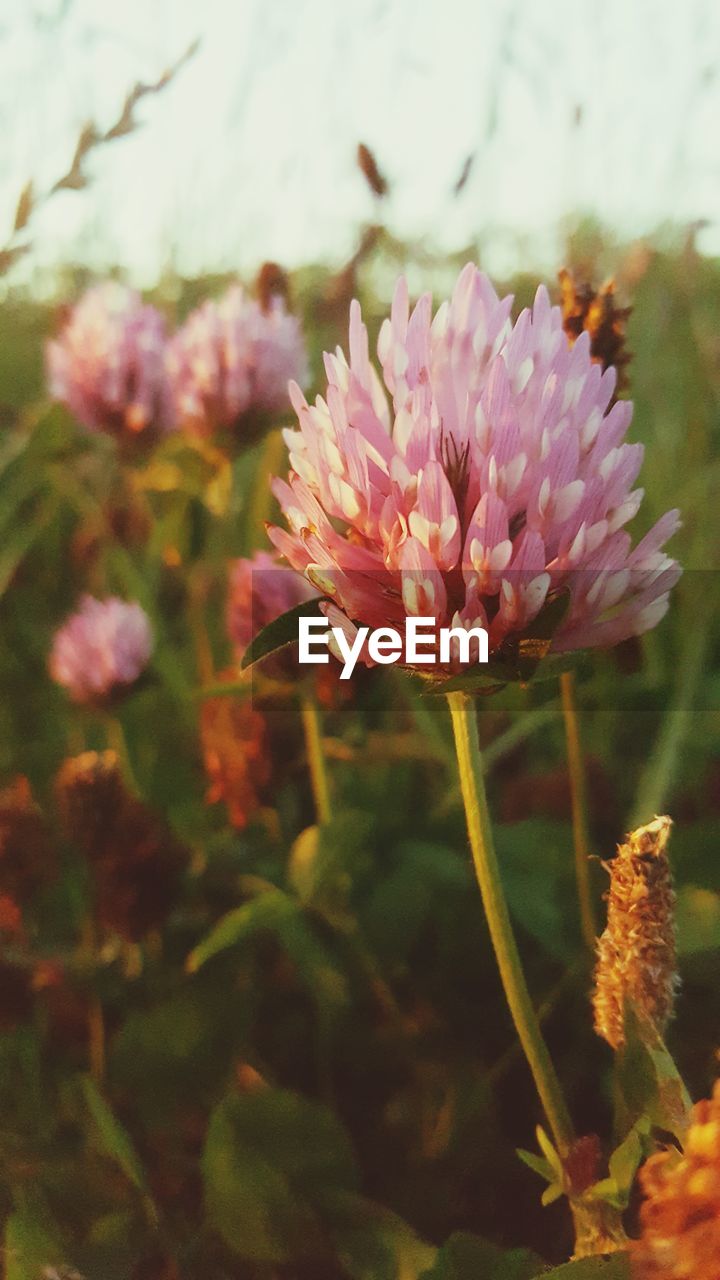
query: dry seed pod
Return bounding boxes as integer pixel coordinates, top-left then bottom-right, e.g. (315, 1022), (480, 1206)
(593, 816), (678, 1052)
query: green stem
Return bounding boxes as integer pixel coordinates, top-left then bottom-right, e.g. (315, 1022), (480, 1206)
(630, 611), (712, 827)
(446, 691), (574, 1154)
(560, 671), (597, 950)
(300, 692), (332, 826)
(104, 714), (140, 795)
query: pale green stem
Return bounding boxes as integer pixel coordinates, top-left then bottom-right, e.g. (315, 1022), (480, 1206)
(104, 714), (140, 795)
(446, 691), (574, 1154)
(630, 614), (711, 828)
(560, 671), (597, 951)
(187, 565), (214, 686)
(300, 692), (332, 826)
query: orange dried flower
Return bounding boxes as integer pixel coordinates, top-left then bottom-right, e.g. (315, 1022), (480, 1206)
(632, 1081), (720, 1279)
(593, 816), (677, 1051)
(559, 267), (632, 396)
(200, 679), (271, 829)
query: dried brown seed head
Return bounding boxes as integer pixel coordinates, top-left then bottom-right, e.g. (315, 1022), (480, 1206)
(593, 816), (678, 1052)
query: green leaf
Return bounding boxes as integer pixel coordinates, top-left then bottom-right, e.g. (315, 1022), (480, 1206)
(79, 1074), (156, 1221)
(516, 1148), (556, 1183)
(521, 590), (572, 646)
(322, 1189), (437, 1280)
(537, 1256), (630, 1279)
(606, 1116), (651, 1203)
(421, 1231), (543, 1279)
(425, 591), (580, 693)
(0, 493), (60, 599)
(287, 809), (375, 913)
(4, 1190), (65, 1280)
(615, 1010), (692, 1142)
(536, 1125), (563, 1177)
(541, 1182), (564, 1206)
(423, 662), (516, 696)
(203, 1089), (358, 1263)
(240, 598), (328, 670)
(186, 888), (348, 1011)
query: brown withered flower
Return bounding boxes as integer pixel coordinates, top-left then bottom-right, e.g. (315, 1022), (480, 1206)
(0, 776), (55, 906)
(593, 816), (678, 1052)
(632, 1081), (720, 1279)
(56, 751), (187, 940)
(559, 267), (632, 396)
(255, 261), (291, 313)
(200, 677), (271, 829)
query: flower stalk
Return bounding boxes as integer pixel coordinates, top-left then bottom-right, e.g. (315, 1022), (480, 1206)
(300, 691), (332, 826)
(446, 690), (574, 1154)
(560, 670), (597, 950)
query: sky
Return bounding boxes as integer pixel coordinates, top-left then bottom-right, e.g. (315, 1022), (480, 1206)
(1, 0), (719, 290)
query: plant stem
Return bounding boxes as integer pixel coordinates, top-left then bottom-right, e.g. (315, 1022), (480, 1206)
(300, 691), (332, 825)
(188, 565), (214, 685)
(104, 714), (140, 795)
(80, 917), (105, 1082)
(630, 610), (711, 827)
(446, 690), (574, 1154)
(560, 671), (597, 951)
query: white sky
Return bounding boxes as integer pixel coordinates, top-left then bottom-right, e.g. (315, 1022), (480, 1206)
(1, 0), (719, 290)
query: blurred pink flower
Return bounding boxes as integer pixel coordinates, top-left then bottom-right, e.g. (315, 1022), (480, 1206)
(269, 264), (680, 670)
(49, 596), (153, 704)
(227, 550), (315, 660)
(166, 284), (308, 438)
(46, 282), (174, 440)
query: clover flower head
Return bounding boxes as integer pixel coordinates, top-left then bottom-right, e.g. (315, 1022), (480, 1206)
(49, 596), (152, 704)
(227, 550), (316, 660)
(46, 282), (174, 439)
(166, 284), (308, 438)
(268, 264), (680, 672)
